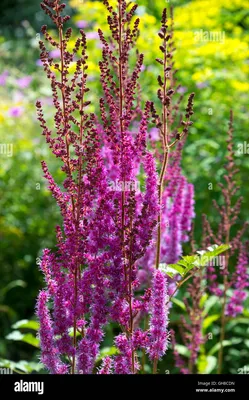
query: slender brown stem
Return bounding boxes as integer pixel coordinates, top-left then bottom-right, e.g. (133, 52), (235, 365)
(117, 1), (127, 283)
(141, 316), (148, 374)
(72, 269), (78, 374)
(56, 4), (79, 374)
(128, 214), (135, 373)
(155, 27), (169, 270)
(155, 150), (169, 269)
(166, 269), (197, 305)
(188, 358), (193, 374)
(57, 12), (76, 221)
(153, 358), (158, 374)
(117, 2), (136, 373)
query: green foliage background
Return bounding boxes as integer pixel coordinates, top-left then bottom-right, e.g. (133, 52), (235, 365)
(0, 0), (248, 374)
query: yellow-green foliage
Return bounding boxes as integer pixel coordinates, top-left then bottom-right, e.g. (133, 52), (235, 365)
(69, 0), (249, 99)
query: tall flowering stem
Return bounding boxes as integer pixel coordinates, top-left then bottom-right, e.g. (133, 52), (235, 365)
(36, 0), (112, 374)
(148, 270), (169, 373)
(98, 0), (160, 373)
(153, 8), (195, 270)
(172, 231), (205, 374)
(203, 110), (248, 374)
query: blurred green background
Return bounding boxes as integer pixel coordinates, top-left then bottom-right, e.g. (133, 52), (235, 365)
(0, 0), (249, 374)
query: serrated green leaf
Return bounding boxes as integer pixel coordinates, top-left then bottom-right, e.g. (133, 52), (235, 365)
(167, 264), (185, 275)
(181, 255), (197, 265)
(163, 245), (230, 279)
(160, 265), (183, 278)
(177, 260), (191, 268)
(196, 244), (230, 267)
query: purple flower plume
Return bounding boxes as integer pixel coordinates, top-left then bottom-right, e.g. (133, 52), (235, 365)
(98, 357), (113, 374)
(226, 245), (249, 317)
(148, 270), (169, 361)
(36, 290), (68, 374)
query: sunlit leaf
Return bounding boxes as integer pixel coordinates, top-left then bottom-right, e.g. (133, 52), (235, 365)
(198, 354), (217, 374)
(12, 319), (40, 331)
(203, 314), (220, 330)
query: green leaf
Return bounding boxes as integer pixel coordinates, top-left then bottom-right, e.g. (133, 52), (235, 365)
(6, 331), (39, 348)
(0, 304), (16, 317)
(196, 244), (230, 267)
(68, 327), (81, 337)
(227, 318), (249, 329)
(203, 314), (220, 330)
(208, 338), (242, 356)
(179, 255), (196, 266)
(12, 319), (40, 331)
(159, 264), (184, 278)
(175, 344), (190, 358)
(22, 334), (40, 348)
(14, 361), (43, 373)
(6, 331), (24, 341)
(96, 347), (119, 362)
(202, 295), (218, 316)
(2, 280), (27, 296)
(171, 298), (186, 311)
(198, 355), (217, 374)
(199, 293), (208, 309)
(0, 358), (43, 374)
(165, 244), (230, 279)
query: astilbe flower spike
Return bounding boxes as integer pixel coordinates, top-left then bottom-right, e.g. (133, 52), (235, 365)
(97, 0), (163, 374)
(139, 9), (195, 295)
(203, 110), (248, 374)
(148, 270), (169, 373)
(36, 290), (68, 374)
(153, 8), (195, 272)
(97, 357), (113, 375)
(170, 232), (205, 374)
(36, 0), (113, 374)
(226, 243), (249, 317)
